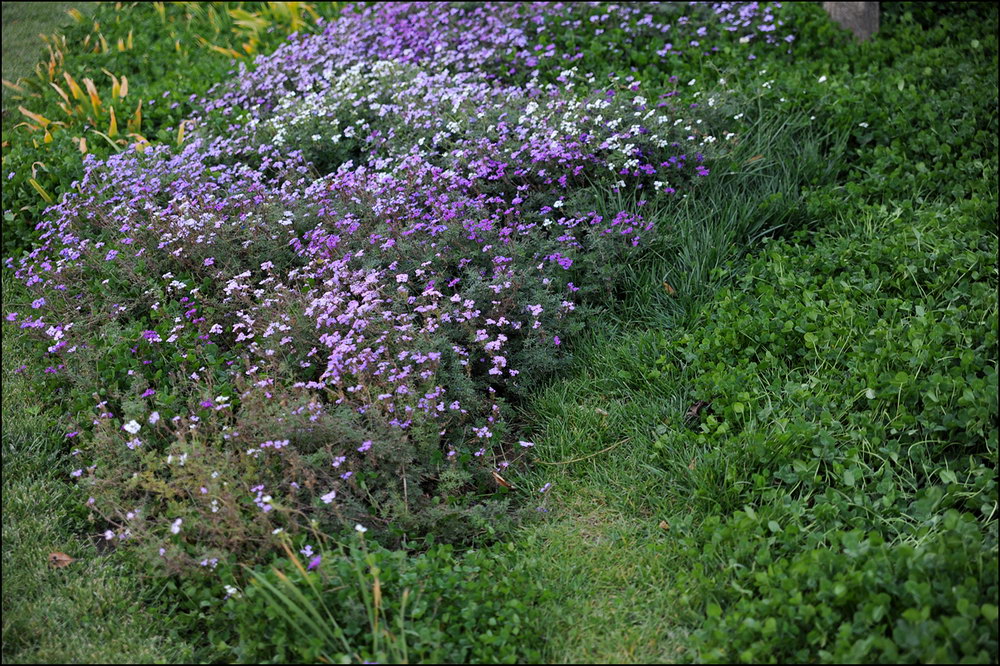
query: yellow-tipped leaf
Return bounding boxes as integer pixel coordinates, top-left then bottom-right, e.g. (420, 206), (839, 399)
(127, 99), (142, 133)
(28, 178), (54, 203)
(63, 72), (83, 100)
(18, 106), (52, 128)
(82, 77), (101, 112)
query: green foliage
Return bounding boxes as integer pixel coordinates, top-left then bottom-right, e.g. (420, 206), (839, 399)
(1, 282), (194, 663)
(218, 536), (548, 664)
(657, 199), (998, 662)
(2, 1), (998, 663)
(753, 1), (998, 203)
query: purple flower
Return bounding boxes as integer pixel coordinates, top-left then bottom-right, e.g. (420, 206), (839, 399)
(307, 554), (322, 571)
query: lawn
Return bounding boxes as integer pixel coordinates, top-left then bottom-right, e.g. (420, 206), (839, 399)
(2, 2), (997, 663)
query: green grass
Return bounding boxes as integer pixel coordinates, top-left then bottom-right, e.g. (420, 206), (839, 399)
(470, 103), (843, 663)
(1, 274), (195, 663)
(1, 2), (90, 106)
(506, 198), (997, 662)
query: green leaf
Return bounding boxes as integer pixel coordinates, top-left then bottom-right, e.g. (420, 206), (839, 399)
(982, 604), (998, 623)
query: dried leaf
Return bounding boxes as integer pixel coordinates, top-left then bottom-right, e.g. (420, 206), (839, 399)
(684, 401), (711, 422)
(688, 458), (697, 471)
(658, 520), (670, 530)
(663, 281), (676, 296)
(491, 470), (515, 490)
(48, 551), (75, 568)
(19, 105), (52, 128)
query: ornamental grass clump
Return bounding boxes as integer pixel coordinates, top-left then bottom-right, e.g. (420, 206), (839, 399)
(4, 1), (791, 568)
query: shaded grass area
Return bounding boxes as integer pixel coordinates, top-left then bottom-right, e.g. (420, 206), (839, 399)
(482, 103), (845, 663)
(1, 2), (91, 106)
(1, 277), (194, 663)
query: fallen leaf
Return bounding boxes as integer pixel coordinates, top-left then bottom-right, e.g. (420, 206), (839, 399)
(685, 401), (711, 422)
(659, 520), (670, 530)
(48, 551), (75, 568)
(663, 281), (676, 296)
(688, 458), (697, 471)
(744, 154), (765, 164)
(491, 470), (515, 490)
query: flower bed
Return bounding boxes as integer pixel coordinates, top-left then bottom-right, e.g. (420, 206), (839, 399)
(5, 1), (791, 567)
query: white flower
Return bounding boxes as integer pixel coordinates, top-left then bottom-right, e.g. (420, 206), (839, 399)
(858, 122), (870, 128)
(519, 440), (535, 447)
(224, 584), (240, 598)
(355, 523), (368, 533)
(321, 489), (337, 504)
(272, 528), (283, 534)
(148, 411), (160, 425)
(123, 420), (141, 434)
(818, 75), (828, 83)
(170, 518), (182, 534)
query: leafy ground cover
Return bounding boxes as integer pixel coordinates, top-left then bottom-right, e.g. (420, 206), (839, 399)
(2, 1), (997, 663)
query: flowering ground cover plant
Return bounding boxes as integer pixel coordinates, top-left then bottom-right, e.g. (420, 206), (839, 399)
(4, 1), (788, 568)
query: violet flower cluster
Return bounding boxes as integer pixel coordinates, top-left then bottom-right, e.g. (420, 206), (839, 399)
(4, 1), (791, 565)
